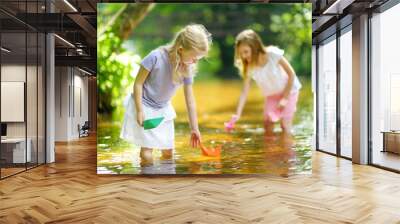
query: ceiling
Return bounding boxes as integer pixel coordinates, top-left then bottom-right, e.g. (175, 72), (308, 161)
(311, 0), (390, 44)
(1, 0), (396, 73)
(0, 0), (97, 74)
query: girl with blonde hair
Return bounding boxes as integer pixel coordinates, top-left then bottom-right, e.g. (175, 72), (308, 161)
(226, 29), (301, 136)
(121, 24), (212, 165)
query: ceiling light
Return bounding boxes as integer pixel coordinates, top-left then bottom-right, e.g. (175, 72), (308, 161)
(78, 67), (92, 76)
(54, 34), (75, 48)
(1, 47), (11, 53)
(322, 0), (354, 15)
(63, 0), (78, 12)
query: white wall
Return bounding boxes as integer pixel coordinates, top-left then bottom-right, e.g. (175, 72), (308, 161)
(54, 67), (89, 141)
(72, 72), (89, 138)
(1, 65), (33, 138)
(1, 63), (46, 164)
(1, 65), (26, 140)
(55, 66), (69, 141)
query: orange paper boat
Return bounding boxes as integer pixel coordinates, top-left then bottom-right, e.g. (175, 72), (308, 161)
(199, 142), (222, 157)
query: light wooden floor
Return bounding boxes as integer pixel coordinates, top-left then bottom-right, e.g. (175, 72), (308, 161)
(1, 135), (400, 224)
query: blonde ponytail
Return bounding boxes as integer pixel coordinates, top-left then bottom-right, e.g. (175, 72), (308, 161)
(163, 24), (212, 83)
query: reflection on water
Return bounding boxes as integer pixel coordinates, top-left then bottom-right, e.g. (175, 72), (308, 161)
(97, 80), (313, 176)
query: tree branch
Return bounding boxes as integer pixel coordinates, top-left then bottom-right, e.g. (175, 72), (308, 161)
(118, 3), (155, 40)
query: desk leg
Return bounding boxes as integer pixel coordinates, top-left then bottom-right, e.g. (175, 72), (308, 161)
(382, 133), (386, 153)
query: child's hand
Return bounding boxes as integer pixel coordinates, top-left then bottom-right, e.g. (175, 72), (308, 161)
(190, 129), (201, 148)
(136, 111), (144, 126)
(224, 114), (239, 132)
(278, 98), (288, 109)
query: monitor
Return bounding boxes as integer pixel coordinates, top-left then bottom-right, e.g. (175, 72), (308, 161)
(1, 123), (7, 137)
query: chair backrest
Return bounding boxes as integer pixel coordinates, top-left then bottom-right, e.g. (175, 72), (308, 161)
(82, 121), (90, 129)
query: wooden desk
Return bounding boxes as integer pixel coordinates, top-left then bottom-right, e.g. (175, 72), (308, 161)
(382, 131), (400, 154)
(1, 138), (31, 163)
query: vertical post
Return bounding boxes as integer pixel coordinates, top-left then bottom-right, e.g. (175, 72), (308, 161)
(312, 45), (318, 150)
(352, 14), (369, 164)
(315, 44), (320, 151)
(336, 29), (341, 157)
(36, 0), (39, 167)
(0, 20), (2, 179)
(25, 1), (28, 170)
(46, 0), (55, 163)
(367, 11), (373, 164)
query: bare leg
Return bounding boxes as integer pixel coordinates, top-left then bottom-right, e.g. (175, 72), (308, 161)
(280, 118), (293, 136)
(160, 149), (175, 174)
(140, 147), (153, 166)
(264, 118), (277, 141)
(161, 149), (173, 160)
(264, 118), (274, 136)
(279, 130), (294, 147)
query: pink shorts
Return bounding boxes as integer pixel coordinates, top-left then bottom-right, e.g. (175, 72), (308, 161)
(264, 92), (299, 123)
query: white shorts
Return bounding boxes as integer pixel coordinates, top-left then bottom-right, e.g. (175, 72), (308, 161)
(120, 94), (176, 149)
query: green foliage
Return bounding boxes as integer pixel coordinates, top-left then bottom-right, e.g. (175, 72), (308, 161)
(97, 5), (140, 118)
(270, 4), (312, 76)
(196, 42), (222, 81)
(132, 4), (312, 79)
(98, 3), (312, 116)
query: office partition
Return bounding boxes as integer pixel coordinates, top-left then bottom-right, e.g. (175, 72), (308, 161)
(0, 0), (47, 179)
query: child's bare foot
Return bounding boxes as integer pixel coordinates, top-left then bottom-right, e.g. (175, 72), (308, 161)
(140, 148), (153, 166)
(264, 119), (274, 135)
(161, 149), (173, 160)
(264, 133), (277, 141)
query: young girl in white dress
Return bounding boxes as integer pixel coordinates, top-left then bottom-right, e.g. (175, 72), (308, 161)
(121, 24), (212, 165)
(228, 29), (301, 136)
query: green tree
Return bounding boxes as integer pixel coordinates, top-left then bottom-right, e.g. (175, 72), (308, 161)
(131, 4), (311, 79)
(270, 4), (312, 76)
(97, 3), (154, 118)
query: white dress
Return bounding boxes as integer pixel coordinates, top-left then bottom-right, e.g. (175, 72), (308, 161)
(251, 46), (301, 97)
(120, 94), (177, 149)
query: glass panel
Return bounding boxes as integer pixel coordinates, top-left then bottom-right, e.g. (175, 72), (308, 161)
(312, 45), (316, 150)
(371, 4), (400, 171)
(27, 30), (38, 169)
(0, 0), (46, 178)
(26, 0), (39, 169)
(318, 36), (337, 154)
(38, 32), (45, 165)
(1, 30), (27, 177)
(340, 29), (352, 158)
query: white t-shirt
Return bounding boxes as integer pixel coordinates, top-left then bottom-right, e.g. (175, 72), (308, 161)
(251, 46), (301, 97)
